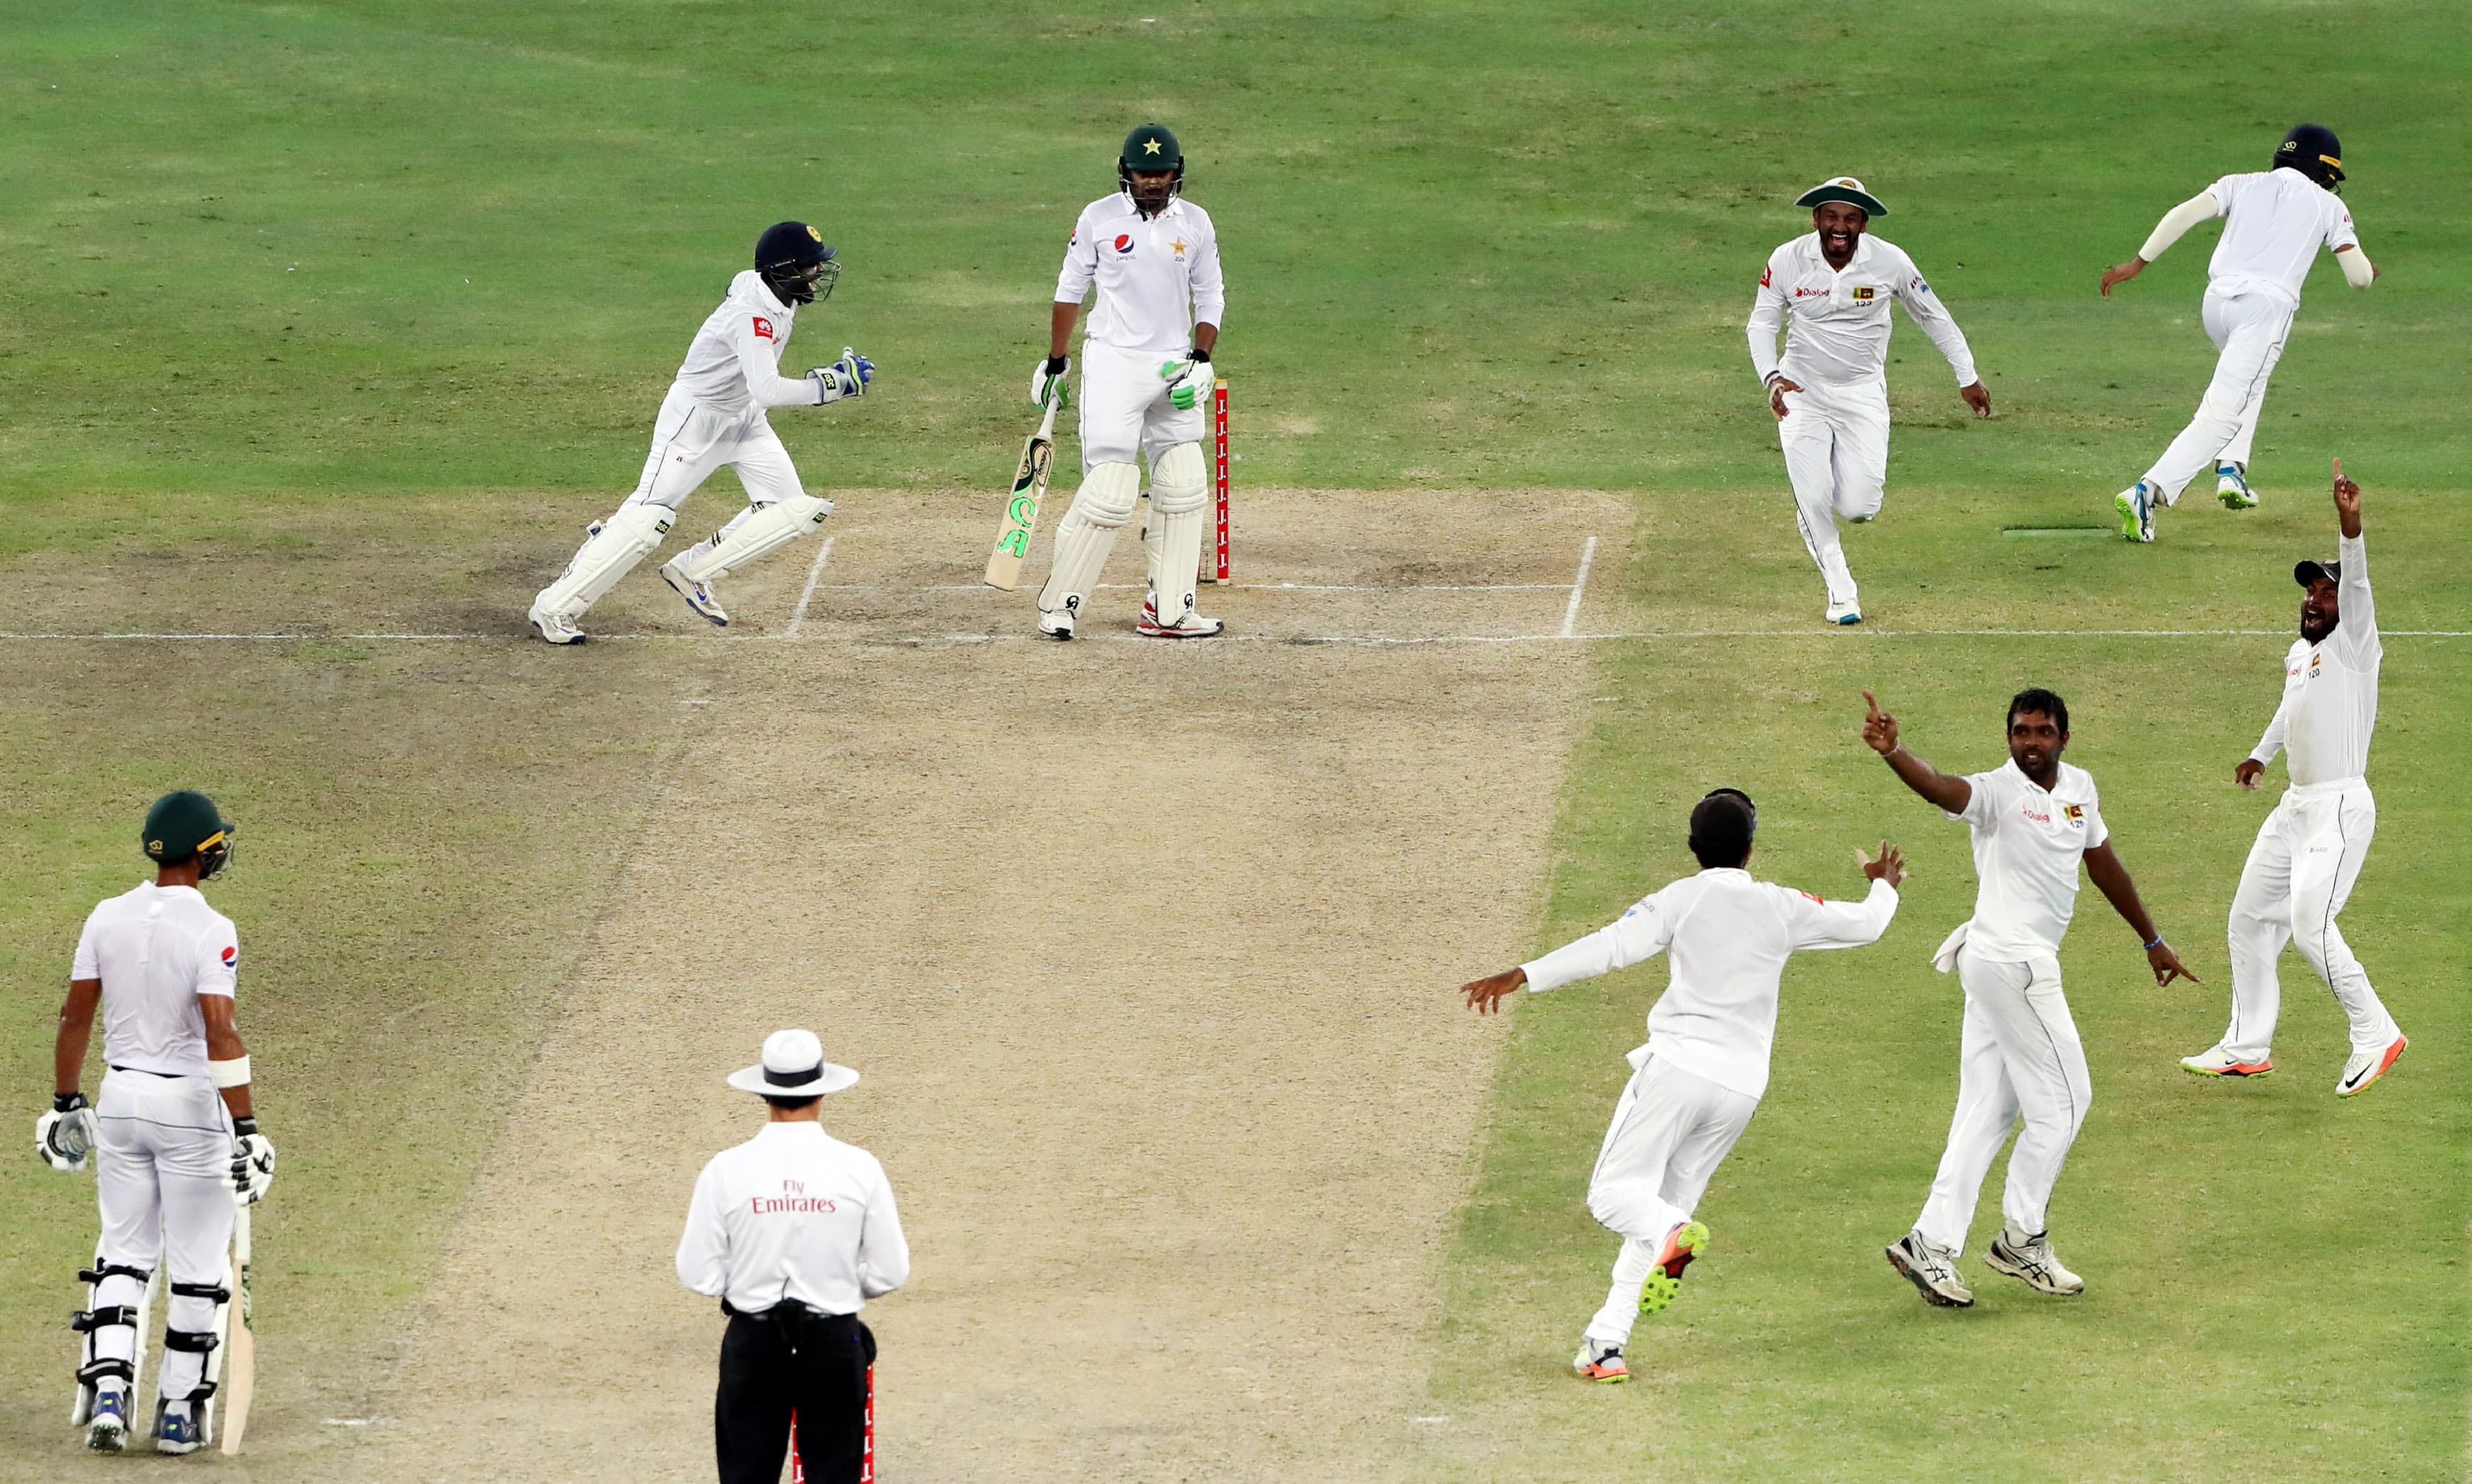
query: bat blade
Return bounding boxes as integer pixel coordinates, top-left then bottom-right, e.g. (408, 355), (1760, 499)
(984, 403), (1060, 591)
(219, 1204), (255, 1454)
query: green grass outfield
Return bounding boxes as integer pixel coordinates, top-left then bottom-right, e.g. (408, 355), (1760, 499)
(1, 0), (2466, 1477)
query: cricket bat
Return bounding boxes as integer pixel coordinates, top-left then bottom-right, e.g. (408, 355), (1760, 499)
(983, 400), (1060, 591)
(219, 1202), (255, 1455)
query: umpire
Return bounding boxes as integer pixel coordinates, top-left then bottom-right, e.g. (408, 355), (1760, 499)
(677, 1030), (909, 1484)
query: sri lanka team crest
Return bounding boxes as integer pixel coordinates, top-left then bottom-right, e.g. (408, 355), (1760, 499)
(2063, 805), (2085, 825)
(1852, 285), (1876, 302)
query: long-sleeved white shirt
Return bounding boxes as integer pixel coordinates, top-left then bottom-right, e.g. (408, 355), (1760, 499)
(1949, 760), (2107, 961)
(72, 882), (239, 1078)
(670, 271), (828, 417)
(1521, 868), (1898, 1099)
(2251, 533), (2379, 787)
(1747, 232), (1976, 388)
(677, 1122), (909, 1316)
(1054, 194), (1224, 357)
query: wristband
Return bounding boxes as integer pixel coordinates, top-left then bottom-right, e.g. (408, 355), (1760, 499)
(232, 1115), (259, 1138)
(209, 1055), (251, 1089)
(2141, 935), (2164, 951)
(1044, 355), (1068, 374)
(1189, 346), (1211, 364)
(54, 1090), (88, 1114)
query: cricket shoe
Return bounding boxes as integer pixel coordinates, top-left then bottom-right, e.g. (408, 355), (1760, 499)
(1571, 1337), (1629, 1384)
(1036, 599), (1078, 641)
(1983, 1228), (2084, 1296)
(85, 1386), (129, 1453)
(1826, 600), (1862, 626)
(2180, 1046), (2274, 1078)
(1637, 1220), (1709, 1318)
(2335, 1033), (2407, 1097)
(658, 559), (730, 627)
(1884, 1230), (1973, 1307)
(1136, 593), (1225, 639)
(2217, 463), (2259, 509)
(528, 605), (586, 645)
(2114, 481), (2158, 542)
(154, 1403), (202, 1455)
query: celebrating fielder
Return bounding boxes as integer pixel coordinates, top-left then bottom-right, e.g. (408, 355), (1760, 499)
(1030, 122), (1226, 639)
(1864, 689), (2193, 1307)
(40, 791), (275, 1454)
(1459, 790), (1903, 1383)
(528, 221), (874, 643)
(2100, 124), (2375, 540)
(2182, 463), (2406, 1093)
(1748, 177), (1991, 626)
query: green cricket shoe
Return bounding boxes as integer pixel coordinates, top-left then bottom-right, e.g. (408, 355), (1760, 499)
(2115, 482), (2156, 542)
(1637, 1220), (1709, 1317)
(2217, 463), (2259, 509)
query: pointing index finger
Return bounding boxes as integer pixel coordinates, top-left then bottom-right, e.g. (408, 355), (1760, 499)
(2332, 456), (2343, 482)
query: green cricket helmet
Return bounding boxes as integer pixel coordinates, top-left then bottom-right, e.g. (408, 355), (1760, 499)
(1119, 122), (1185, 206)
(143, 790), (236, 878)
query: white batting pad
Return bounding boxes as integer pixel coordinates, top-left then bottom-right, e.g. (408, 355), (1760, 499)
(679, 494), (831, 583)
(535, 502), (673, 618)
(1038, 462), (1141, 614)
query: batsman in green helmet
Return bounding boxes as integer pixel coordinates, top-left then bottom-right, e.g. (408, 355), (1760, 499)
(1030, 122), (1228, 641)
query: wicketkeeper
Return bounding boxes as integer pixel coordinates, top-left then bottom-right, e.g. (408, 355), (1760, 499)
(1031, 122), (1227, 639)
(40, 790), (275, 1455)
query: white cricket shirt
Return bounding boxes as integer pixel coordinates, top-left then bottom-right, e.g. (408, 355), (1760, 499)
(1054, 194), (1225, 357)
(1747, 232), (1977, 388)
(1949, 760), (2108, 961)
(2201, 170), (2359, 302)
(677, 1122), (909, 1316)
(669, 271), (826, 417)
(2251, 533), (2379, 787)
(1521, 868), (1899, 1099)
(71, 882), (239, 1079)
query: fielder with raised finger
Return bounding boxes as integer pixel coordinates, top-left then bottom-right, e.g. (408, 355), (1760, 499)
(1030, 122), (1226, 640)
(1748, 177), (1990, 626)
(1458, 790), (1903, 1384)
(528, 221), (874, 643)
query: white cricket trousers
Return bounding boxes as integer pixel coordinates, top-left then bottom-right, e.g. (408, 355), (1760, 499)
(619, 388), (805, 516)
(1076, 340), (1204, 469)
(2221, 778), (2399, 1060)
(1582, 1054), (1758, 1346)
(1776, 374), (1889, 610)
(93, 1069), (236, 1408)
(1915, 947), (2090, 1257)
(2143, 283), (2295, 502)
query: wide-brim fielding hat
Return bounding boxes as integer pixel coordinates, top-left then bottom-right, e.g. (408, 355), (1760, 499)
(2294, 557), (2342, 586)
(1795, 176), (1887, 217)
(727, 1028), (860, 1097)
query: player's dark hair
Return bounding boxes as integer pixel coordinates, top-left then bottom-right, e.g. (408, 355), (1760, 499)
(1688, 789), (1757, 869)
(761, 1094), (824, 1112)
(2007, 688), (2069, 735)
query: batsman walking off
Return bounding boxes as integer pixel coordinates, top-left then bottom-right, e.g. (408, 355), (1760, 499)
(1865, 689), (2194, 1307)
(1459, 790), (1903, 1383)
(528, 221), (874, 643)
(2182, 463), (2406, 1094)
(39, 791), (276, 1455)
(1031, 122), (1227, 639)
(2100, 124), (2376, 540)
(1747, 177), (1990, 625)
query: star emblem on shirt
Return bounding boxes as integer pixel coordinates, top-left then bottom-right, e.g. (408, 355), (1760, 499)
(1172, 238), (1187, 254)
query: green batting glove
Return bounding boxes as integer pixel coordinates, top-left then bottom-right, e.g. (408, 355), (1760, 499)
(1159, 357), (1205, 411)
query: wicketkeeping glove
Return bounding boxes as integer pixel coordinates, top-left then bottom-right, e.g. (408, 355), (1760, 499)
(807, 347), (874, 403)
(1031, 355), (1071, 411)
(230, 1116), (277, 1204)
(36, 1091), (95, 1173)
(1159, 349), (1211, 411)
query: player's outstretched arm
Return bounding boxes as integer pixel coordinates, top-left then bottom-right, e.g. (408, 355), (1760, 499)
(2082, 842), (2197, 985)
(2103, 189), (2223, 295)
(1862, 691), (1971, 813)
(1460, 966), (1527, 1015)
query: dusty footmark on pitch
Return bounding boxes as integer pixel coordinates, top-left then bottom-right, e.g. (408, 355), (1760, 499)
(356, 489), (1632, 1481)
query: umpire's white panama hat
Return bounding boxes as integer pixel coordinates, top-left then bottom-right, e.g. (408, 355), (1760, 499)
(1795, 176), (1888, 217)
(727, 1028), (860, 1097)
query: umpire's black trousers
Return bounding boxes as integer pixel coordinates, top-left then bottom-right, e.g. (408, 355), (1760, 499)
(715, 1303), (874, 1484)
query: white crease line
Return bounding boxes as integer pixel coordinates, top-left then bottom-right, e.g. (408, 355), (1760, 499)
(1559, 535), (1598, 639)
(5, 629), (2468, 645)
(782, 536), (836, 639)
(805, 581), (1577, 593)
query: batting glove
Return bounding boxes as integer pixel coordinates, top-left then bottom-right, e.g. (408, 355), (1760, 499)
(1031, 355), (1071, 411)
(230, 1117), (277, 1204)
(36, 1091), (95, 1173)
(1159, 350), (1211, 411)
